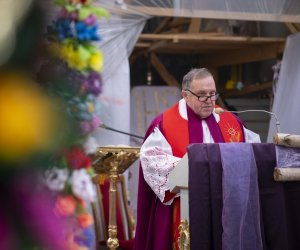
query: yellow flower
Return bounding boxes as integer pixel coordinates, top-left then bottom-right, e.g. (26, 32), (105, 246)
(68, 50), (88, 71)
(0, 72), (61, 162)
(89, 51), (103, 72)
(61, 44), (75, 63)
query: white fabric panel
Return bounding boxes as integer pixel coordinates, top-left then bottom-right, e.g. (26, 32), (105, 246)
(128, 86), (181, 221)
(97, 0), (300, 23)
(267, 33), (300, 142)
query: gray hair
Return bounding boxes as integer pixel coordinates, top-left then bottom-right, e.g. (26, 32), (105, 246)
(182, 68), (213, 90)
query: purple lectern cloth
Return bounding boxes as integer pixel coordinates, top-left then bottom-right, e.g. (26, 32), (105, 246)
(220, 143), (263, 250)
(252, 143), (300, 250)
(188, 144), (223, 250)
(133, 114), (173, 250)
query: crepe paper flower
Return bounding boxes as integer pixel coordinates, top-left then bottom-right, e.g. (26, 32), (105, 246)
(83, 135), (99, 155)
(88, 51), (103, 71)
(75, 21), (100, 41)
(78, 6), (110, 21)
(65, 146), (91, 169)
(82, 72), (102, 95)
(79, 115), (100, 135)
(44, 167), (69, 191)
(68, 50), (89, 71)
(74, 227), (95, 248)
(54, 195), (77, 217)
(0, 73), (61, 162)
(68, 0), (90, 5)
(67, 94), (101, 121)
(77, 214), (94, 228)
(70, 169), (96, 202)
(84, 14), (97, 26)
(54, 19), (73, 40)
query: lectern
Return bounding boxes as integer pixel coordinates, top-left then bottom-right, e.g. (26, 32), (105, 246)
(169, 134), (300, 250)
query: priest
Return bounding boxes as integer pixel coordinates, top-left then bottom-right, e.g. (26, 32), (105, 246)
(133, 68), (260, 250)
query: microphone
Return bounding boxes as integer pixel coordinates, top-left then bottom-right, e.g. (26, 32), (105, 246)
(214, 107), (280, 133)
(99, 123), (144, 139)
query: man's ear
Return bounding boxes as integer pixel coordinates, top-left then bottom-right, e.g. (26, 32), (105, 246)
(181, 90), (188, 100)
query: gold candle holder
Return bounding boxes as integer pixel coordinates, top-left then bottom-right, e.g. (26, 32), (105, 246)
(178, 219), (190, 250)
(93, 146), (140, 250)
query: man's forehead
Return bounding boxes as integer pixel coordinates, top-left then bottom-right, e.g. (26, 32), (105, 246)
(191, 77), (216, 89)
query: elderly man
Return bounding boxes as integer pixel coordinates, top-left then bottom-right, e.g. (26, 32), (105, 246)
(134, 68), (260, 250)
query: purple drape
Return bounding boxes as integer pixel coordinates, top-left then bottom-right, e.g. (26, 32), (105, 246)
(220, 143), (262, 250)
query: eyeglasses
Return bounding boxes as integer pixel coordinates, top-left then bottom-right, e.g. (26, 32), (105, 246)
(185, 89), (219, 102)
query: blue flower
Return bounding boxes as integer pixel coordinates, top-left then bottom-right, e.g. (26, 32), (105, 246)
(53, 19), (73, 40)
(74, 227), (95, 248)
(75, 21), (100, 41)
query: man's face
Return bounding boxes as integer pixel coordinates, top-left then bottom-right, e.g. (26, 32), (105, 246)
(182, 76), (216, 118)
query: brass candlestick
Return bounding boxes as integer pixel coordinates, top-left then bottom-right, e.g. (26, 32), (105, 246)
(93, 146), (140, 250)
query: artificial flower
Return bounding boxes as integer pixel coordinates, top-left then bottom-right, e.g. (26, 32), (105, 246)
(65, 146), (91, 169)
(54, 18), (73, 40)
(75, 21), (100, 41)
(74, 227), (95, 248)
(0, 73), (61, 162)
(79, 115), (100, 134)
(84, 14), (97, 25)
(68, 50), (88, 71)
(70, 169), (96, 202)
(88, 51), (103, 71)
(77, 213), (94, 228)
(83, 136), (99, 155)
(67, 94), (101, 121)
(54, 195), (77, 217)
(44, 167), (69, 191)
(82, 72), (102, 95)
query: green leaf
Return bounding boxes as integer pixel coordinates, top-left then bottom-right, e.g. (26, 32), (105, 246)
(78, 45), (91, 61)
(78, 8), (92, 20)
(65, 4), (77, 13)
(54, 0), (66, 6)
(92, 7), (110, 18)
(85, 43), (98, 53)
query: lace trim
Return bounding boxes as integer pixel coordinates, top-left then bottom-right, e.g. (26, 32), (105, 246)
(141, 146), (181, 204)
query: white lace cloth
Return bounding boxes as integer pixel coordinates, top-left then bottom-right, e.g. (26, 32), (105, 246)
(140, 99), (261, 205)
(140, 127), (181, 204)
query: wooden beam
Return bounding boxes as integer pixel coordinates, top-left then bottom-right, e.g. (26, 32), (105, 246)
(285, 23), (299, 34)
(102, 5), (300, 23)
(188, 18), (202, 33)
(168, 18), (190, 28)
(138, 33), (285, 44)
(222, 81), (273, 98)
(153, 17), (172, 33)
(148, 40), (169, 52)
(150, 53), (180, 88)
(130, 40), (169, 63)
(202, 43), (285, 66)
